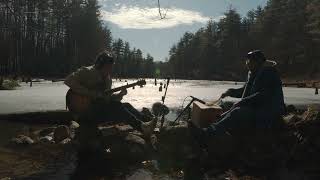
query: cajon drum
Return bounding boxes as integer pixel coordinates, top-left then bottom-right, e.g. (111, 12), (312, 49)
(191, 101), (223, 128)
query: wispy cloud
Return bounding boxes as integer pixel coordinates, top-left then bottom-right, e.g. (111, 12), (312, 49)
(101, 6), (213, 29)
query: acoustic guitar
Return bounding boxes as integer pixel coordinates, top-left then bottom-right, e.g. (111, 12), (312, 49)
(66, 79), (146, 113)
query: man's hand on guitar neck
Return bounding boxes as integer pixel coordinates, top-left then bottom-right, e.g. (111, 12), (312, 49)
(110, 89), (127, 101)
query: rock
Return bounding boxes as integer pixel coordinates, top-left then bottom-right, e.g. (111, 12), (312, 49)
(103, 133), (148, 164)
(283, 114), (301, 124)
(69, 120), (80, 129)
(54, 125), (70, 143)
(115, 124), (133, 132)
(302, 107), (319, 122)
(99, 126), (119, 137)
(10, 135), (34, 145)
(126, 169), (153, 180)
(124, 134), (147, 158)
(99, 124), (134, 137)
(59, 138), (72, 145)
(39, 135), (54, 144)
(0, 177), (12, 180)
(125, 133), (146, 146)
(130, 130), (143, 137)
(69, 121), (80, 139)
(38, 127), (56, 137)
(152, 102), (169, 116)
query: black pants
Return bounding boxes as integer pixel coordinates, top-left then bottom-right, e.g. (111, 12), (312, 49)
(86, 100), (146, 131)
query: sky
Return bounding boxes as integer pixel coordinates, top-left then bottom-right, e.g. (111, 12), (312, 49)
(98, 0), (268, 61)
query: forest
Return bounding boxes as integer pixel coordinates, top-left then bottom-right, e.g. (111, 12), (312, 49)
(164, 0), (320, 80)
(1, 0), (320, 80)
(0, 0), (156, 78)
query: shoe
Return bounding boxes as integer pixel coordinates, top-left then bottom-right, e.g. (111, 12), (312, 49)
(141, 117), (158, 136)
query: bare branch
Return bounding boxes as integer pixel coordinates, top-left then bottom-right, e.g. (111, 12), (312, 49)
(157, 0), (168, 19)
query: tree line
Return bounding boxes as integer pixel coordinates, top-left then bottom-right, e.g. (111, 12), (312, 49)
(0, 0), (156, 78)
(112, 39), (156, 78)
(162, 0), (320, 81)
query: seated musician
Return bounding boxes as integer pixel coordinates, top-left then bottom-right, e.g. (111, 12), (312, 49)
(190, 50), (286, 143)
(64, 50), (157, 136)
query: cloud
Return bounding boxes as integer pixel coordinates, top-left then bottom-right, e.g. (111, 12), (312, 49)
(101, 6), (213, 29)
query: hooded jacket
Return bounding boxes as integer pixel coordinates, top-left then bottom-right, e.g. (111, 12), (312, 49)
(226, 62), (286, 128)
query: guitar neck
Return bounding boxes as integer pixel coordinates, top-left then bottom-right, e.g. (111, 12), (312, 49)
(107, 82), (140, 94)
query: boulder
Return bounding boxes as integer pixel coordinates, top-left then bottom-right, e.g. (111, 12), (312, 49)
(152, 102), (169, 116)
(0, 177), (12, 180)
(99, 126), (120, 137)
(69, 120), (80, 129)
(115, 124), (133, 132)
(283, 114), (302, 124)
(39, 135), (54, 144)
(38, 127), (56, 137)
(54, 125), (70, 143)
(10, 135), (34, 145)
(124, 134), (147, 159)
(302, 107), (320, 122)
(69, 121), (80, 139)
(59, 138), (72, 145)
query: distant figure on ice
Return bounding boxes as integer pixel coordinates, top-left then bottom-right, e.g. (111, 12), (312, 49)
(159, 82), (163, 92)
(191, 50), (286, 142)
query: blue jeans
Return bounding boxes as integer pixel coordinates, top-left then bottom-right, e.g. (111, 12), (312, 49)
(207, 106), (255, 135)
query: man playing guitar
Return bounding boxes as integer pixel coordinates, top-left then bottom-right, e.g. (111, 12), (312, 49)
(64, 50), (157, 136)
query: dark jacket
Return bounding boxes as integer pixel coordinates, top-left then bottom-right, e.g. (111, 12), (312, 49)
(227, 65), (286, 128)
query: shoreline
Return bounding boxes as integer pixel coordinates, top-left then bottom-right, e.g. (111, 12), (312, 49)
(0, 102), (319, 121)
(0, 77), (320, 90)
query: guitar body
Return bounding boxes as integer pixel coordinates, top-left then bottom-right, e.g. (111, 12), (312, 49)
(66, 89), (92, 113)
(66, 79), (146, 114)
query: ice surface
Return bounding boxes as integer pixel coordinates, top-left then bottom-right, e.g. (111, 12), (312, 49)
(0, 79), (319, 116)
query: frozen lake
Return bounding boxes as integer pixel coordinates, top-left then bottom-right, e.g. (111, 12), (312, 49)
(0, 79), (319, 117)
